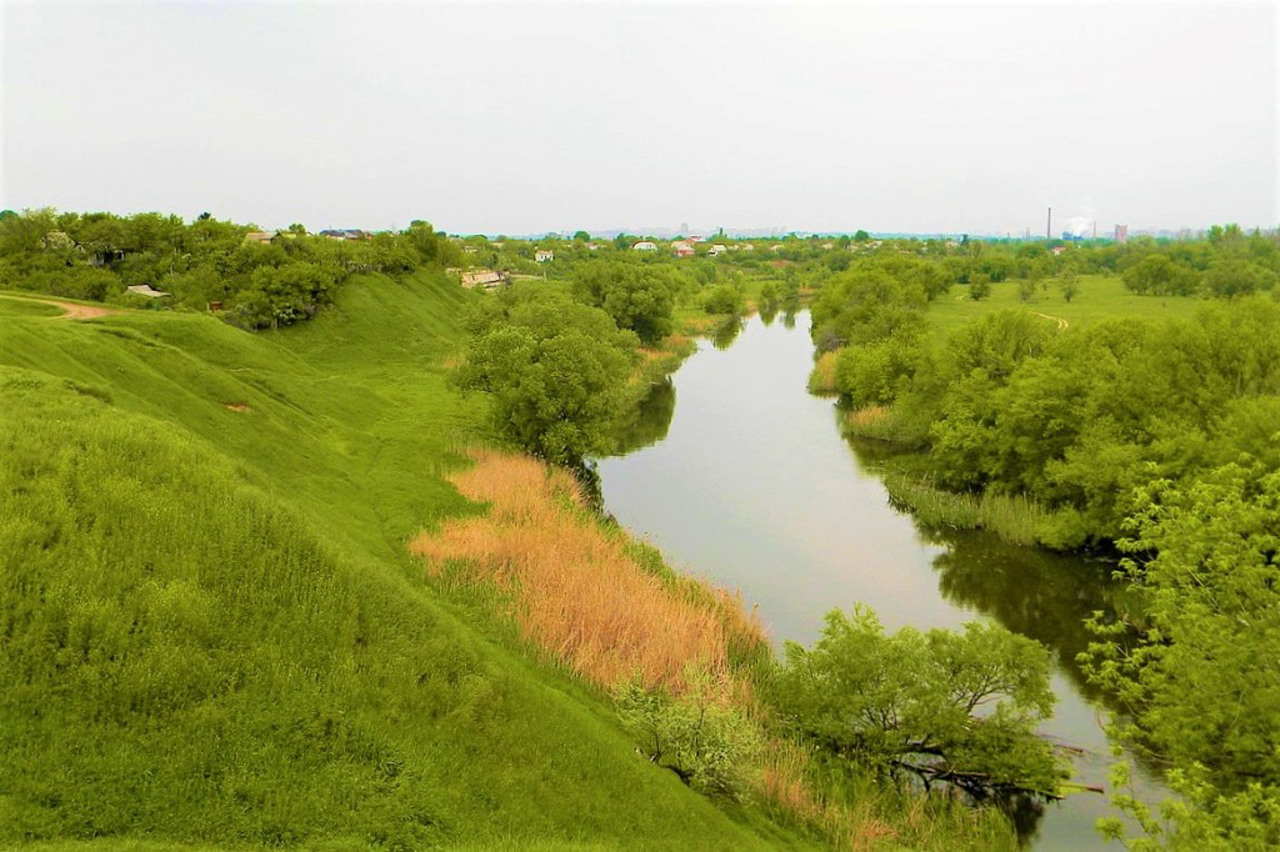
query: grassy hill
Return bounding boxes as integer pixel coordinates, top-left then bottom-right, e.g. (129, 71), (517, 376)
(0, 273), (811, 849)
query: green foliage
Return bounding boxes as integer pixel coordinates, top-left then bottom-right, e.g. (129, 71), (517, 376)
(1084, 464), (1280, 784)
(969, 274), (992, 301)
(1203, 259), (1277, 299)
(702, 282), (745, 316)
(572, 261), (680, 345)
(833, 327), (922, 406)
(455, 286), (638, 466)
(810, 265), (927, 351)
(615, 676), (763, 801)
(770, 607), (1064, 799)
(1122, 254), (1200, 296)
(0, 208), (459, 330)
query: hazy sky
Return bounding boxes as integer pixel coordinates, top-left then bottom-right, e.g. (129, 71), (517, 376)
(2, 1), (1276, 235)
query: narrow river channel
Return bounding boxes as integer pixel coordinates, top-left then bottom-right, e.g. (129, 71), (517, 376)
(597, 310), (1167, 849)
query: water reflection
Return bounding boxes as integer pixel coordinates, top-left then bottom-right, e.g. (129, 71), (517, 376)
(597, 311), (1166, 849)
(610, 378), (676, 455)
(711, 315), (745, 350)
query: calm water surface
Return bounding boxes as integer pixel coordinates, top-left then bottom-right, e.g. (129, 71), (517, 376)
(597, 310), (1166, 850)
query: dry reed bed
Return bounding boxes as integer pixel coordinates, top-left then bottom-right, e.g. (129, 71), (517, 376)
(410, 449), (764, 696)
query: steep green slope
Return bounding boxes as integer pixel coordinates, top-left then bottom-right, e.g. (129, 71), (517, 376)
(0, 273), (809, 849)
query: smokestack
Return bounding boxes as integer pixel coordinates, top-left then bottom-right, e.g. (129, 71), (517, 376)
(1047, 207), (1052, 240)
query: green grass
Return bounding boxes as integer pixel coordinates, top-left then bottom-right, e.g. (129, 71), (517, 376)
(927, 274), (1207, 335)
(0, 294), (65, 317)
(0, 272), (812, 850)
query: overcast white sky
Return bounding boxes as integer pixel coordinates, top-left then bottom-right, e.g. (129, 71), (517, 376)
(2, 1), (1275, 235)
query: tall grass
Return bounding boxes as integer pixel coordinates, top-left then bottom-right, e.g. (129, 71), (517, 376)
(808, 350), (839, 395)
(882, 472), (1047, 548)
(412, 449), (766, 696)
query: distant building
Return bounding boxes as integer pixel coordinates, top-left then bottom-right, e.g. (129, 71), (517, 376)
(460, 269), (510, 290)
(708, 244), (728, 257)
(1114, 224), (1128, 244)
(126, 284), (171, 298)
(1051, 246), (1067, 257)
(741, 243), (755, 252)
(671, 240), (696, 258)
(535, 249), (554, 263)
(244, 230), (277, 244)
(633, 241), (658, 251)
(318, 229), (368, 241)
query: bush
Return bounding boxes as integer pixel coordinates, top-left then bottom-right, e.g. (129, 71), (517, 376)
(616, 676), (762, 801)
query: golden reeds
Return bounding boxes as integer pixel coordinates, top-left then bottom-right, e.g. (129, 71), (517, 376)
(410, 449), (766, 696)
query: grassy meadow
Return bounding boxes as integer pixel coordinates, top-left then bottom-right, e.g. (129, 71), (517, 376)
(927, 273), (1206, 334)
(0, 274), (816, 850)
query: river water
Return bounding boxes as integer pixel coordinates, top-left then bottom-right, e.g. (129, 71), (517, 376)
(597, 310), (1166, 849)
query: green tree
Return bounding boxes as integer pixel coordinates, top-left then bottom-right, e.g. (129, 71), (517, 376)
(1059, 270), (1079, 302)
(1084, 465), (1280, 847)
(455, 288), (637, 466)
(572, 262), (678, 345)
(969, 273), (992, 301)
(770, 606), (1064, 799)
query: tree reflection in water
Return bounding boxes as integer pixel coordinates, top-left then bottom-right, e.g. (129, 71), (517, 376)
(607, 377), (676, 456)
(711, 315), (745, 350)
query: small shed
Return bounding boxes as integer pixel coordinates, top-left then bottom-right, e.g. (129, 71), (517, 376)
(126, 284), (171, 298)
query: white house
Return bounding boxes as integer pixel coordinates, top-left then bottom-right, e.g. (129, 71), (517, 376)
(535, 249), (554, 263)
(708, 244), (728, 257)
(633, 241), (658, 251)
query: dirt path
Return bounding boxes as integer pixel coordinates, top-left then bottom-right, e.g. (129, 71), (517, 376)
(1034, 311), (1069, 330)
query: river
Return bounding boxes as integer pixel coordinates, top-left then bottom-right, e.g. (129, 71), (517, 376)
(597, 309), (1166, 849)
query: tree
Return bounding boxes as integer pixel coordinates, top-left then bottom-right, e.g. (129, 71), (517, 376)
(770, 607), (1064, 799)
(1123, 254), (1199, 296)
(969, 273), (992, 301)
(572, 262), (678, 345)
(1059, 271), (1079, 303)
(1084, 465), (1280, 847)
(454, 288), (637, 466)
(1203, 259), (1277, 299)
(854, 229), (871, 242)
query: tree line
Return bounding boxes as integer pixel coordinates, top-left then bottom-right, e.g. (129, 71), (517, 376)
(0, 208), (459, 329)
(811, 232), (1280, 846)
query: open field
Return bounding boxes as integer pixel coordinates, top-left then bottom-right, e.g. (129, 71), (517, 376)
(927, 274), (1208, 335)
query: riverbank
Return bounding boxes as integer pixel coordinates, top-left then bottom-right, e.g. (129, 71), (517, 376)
(597, 310), (1172, 848)
(412, 448), (1022, 851)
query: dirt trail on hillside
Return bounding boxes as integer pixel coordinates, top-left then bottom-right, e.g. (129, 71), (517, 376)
(47, 300), (119, 319)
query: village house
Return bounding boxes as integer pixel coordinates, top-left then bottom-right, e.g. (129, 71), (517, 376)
(535, 249), (554, 263)
(708, 244), (728, 257)
(671, 240), (696, 258)
(633, 241), (658, 251)
(244, 230), (277, 244)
